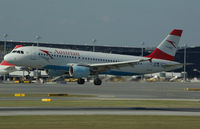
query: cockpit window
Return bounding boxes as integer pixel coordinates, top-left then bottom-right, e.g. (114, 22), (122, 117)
(12, 50), (24, 54)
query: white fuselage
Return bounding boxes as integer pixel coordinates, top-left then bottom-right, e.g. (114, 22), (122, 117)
(4, 46), (182, 76)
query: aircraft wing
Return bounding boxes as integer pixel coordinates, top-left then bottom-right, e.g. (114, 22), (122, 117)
(78, 58), (150, 73)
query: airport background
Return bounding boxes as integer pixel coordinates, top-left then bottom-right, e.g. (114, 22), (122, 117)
(1, 40), (200, 79)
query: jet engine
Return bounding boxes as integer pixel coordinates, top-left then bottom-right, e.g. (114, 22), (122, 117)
(69, 65), (90, 78)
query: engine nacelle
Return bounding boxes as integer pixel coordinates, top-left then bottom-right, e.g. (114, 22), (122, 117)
(69, 65), (90, 78)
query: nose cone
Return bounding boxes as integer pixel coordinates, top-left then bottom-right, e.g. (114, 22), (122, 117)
(4, 54), (15, 64)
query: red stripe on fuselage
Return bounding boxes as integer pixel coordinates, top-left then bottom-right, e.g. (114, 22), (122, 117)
(145, 48), (174, 61)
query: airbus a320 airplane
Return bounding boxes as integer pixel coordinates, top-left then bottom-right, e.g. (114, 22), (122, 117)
(4, 29), (183, 85)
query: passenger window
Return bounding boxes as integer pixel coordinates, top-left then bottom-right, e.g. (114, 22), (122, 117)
(154, 63), (159, 67)
(17, 51), (20, 54)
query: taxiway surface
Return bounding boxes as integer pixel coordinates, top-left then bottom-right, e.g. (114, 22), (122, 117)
(0, 82), (200, 116)
(0, 82), (200, 100)
(1, 107), (200, 116)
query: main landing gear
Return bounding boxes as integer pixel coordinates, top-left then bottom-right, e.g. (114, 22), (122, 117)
(94, 78), (102, 85)
(77, 77), (102, 85)
(77, 78), (85, 84)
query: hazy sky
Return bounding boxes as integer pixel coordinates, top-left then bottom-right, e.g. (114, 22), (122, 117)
(0, 0), (199, 47)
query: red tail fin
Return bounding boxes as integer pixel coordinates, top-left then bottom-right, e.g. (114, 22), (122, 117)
(14, 45), (23, 49)
(145, 29), (183, 61)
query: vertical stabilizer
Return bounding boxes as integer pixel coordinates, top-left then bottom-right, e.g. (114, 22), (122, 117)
(146, 29), (183, 61)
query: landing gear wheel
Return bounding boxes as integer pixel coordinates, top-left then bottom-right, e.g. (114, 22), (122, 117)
(77, 78), (85, 84)
(94, 78), (102, 85)
(25, 75), (31, 80)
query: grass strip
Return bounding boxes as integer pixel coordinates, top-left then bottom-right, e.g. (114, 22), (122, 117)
(0, 115), (200, 129)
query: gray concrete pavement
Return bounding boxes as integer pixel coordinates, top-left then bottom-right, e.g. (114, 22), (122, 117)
(1, 107), (200, 116)
(1, 82), (200, 116)
(0, 82), (200, 99)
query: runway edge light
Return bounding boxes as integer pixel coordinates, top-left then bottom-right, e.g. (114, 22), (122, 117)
(184, 88), (200, 91)
(41, 98), (52, 102)
(14, 93), (25, 97)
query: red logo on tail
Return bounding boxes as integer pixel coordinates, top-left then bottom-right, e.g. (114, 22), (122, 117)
(166, 40), (176, 48)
